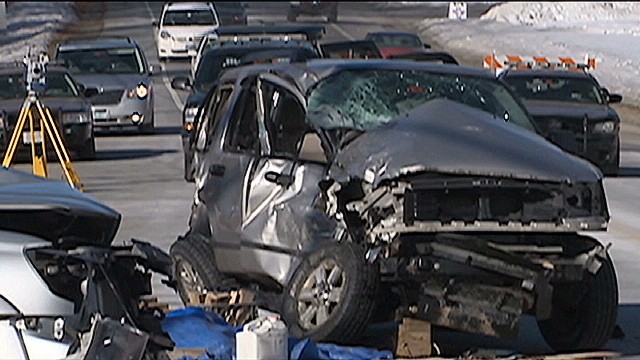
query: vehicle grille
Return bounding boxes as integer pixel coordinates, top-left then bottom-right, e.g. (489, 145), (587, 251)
(90, 89), (124, 105)
(533, 116), (588, 136)
(403, 174), (606, 225)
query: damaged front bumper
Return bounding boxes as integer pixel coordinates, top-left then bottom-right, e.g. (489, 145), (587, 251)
(324, 173), (611, 338)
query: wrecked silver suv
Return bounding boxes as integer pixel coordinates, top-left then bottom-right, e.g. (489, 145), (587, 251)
(170, 59), (618, 353)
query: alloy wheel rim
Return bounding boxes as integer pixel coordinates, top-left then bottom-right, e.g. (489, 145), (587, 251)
(175, 258), (207, 299)
(297, 259), (346, 330)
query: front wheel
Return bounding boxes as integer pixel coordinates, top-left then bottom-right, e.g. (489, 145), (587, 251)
(537, 253), (619, 352)
(169, 233), (228, 305)
(280, 242), (378, 344)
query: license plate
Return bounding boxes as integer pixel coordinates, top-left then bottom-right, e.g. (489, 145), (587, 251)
(93, 109), (109, 119)
(23, 131), (42, 144)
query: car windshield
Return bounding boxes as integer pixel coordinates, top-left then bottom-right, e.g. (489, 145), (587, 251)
(307, 69), (536, 133)
(57, 47), (146, 75)
(503, 75), (604, 104)
(0, 71), (80, 99)
(162, 9), (217, 26)
(369, 33), (422, 48)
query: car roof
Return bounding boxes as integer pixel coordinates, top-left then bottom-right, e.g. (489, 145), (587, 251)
(56, 38), (138, 51)
(207, 40), (315, 53)
(217, 59), (496, 93)
(164, 2), (212, 11)
(500, 69), (593, 79)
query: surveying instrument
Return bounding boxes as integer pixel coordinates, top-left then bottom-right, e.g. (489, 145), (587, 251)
(1, 49), (83, 191)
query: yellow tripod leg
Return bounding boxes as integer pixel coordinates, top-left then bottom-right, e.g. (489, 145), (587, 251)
(29, 110), (48, 178)
(36, 101), (84, 191)
(2, 98), (31, 168)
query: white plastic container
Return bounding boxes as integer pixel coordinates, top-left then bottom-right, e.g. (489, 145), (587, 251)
(235, 315), (288, 360)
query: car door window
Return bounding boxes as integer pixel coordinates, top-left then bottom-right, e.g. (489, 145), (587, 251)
(261, 83), (307, 158)
(225, 83), (260, 155)
(195, 86), (233, 152)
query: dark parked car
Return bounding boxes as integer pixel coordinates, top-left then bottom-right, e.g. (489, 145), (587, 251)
(172, 36), (320, 182)
(288, 1), (338, 22)
(214, 2), (248, 25)
(170, 59), (617, 353)
(388, 50), (459, 65)
(0, 63), (95, 161)
(499, 67), (622, 176)
(365, 31), (431, 58)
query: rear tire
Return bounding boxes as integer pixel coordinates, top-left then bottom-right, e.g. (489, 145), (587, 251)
(537, 252), (618, 352)
(603, 141), (620, 177)
(75, 137), (96, 161)
(280, 242), (378, 344)
(170, 233), (229, 306)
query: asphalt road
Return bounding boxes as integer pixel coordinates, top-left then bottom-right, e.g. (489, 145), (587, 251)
(12, 2), (640, 358)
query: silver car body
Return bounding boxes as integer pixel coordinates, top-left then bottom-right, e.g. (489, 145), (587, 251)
(54, 38), (155, 133)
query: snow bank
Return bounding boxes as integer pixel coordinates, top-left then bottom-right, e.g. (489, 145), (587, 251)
(0, 2), (77, 62)
(418, 2), (640, 107)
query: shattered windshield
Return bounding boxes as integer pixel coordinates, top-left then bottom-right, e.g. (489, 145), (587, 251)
(307, 69), (536, 133)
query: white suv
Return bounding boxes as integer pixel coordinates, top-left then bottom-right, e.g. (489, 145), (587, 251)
(155, 2), (219, 61)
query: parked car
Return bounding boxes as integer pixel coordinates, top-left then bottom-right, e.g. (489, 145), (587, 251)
(54, 37), (157, 134)
(188, 23), (326, 78)
(213, 1), (247, 26)
(365, 31), (431, 58)
(155, 2), (220, 61)
(173, 39), (320, 182)
(317, 40), (383, 59)
(388, 50), (459, 65)
(170, 59), (617, 353)
(0, 63), (95, 160)
(499, 67), (622, 176)
(288, 1), (338, 22)
(0, 167), (175, 359)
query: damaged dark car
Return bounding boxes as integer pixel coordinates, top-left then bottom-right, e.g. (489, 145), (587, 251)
(170, 59), (618, 353)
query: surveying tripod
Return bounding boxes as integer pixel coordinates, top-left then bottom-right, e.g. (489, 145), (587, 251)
(1, 51), (83, 191)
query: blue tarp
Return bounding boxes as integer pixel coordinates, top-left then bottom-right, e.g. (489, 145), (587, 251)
(162, 307), (394, 360)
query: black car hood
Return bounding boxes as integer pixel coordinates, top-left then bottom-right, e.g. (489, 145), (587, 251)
(0, 168), (121, 248)
(328, 99), (602, 186)
(70, 73), (149, 91)
(0, 97), (90, 115)
(523, 100), (618, 120)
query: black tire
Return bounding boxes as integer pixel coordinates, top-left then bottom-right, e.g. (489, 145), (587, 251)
(602, 143), (620, 177)
(141, 113), (155, 135)
(280, 242), (378, 344)
(169, 233), (229, 305)
(184, 153), (195, 182)
(537, 253), (619, 352)
(76, 137), (96, 161)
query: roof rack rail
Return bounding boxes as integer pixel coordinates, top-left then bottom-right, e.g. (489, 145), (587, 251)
(483, 54), (597, 75)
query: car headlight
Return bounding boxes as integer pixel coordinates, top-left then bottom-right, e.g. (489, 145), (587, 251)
(184, 106), (199, 130)
(62, 112), (90, 124)
(593, 121), (616, 133)
(128, 83), (149, 99)
(160, 30), (171, 39)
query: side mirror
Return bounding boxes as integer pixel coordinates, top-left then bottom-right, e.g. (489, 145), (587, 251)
(152, 20), (158, 27)
(608, 93), (623, 104)
(171, 77), (192, 91)
(148, 63), (161, 76)
(84, 87), (99, 98)
(424, 43), (431, 49)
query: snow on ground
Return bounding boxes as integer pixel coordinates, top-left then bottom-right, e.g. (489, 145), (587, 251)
(418, 2), (640, 107)
(0, 2), (76, 62)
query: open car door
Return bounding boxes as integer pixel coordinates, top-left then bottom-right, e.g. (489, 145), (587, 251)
(319, 40), (383, 59)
